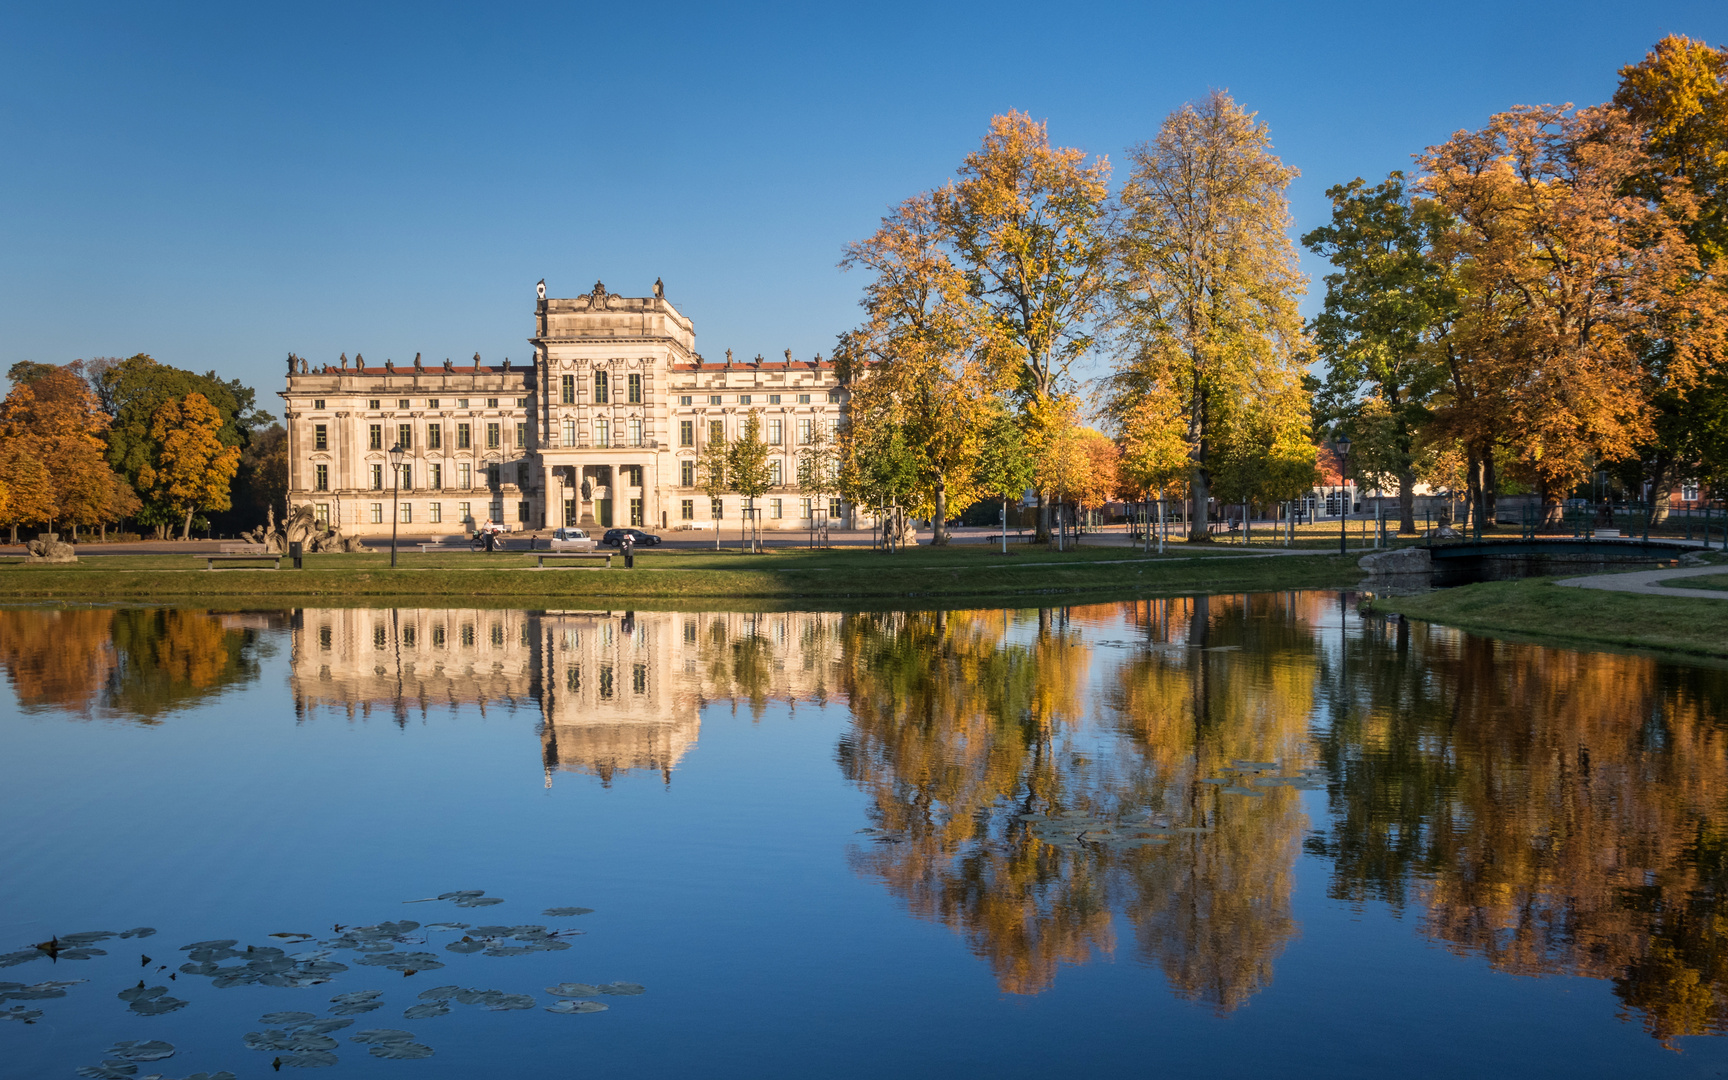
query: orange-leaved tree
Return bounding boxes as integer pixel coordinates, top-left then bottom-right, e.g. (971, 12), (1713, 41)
(0, 363), (114, 540)
(137, 392), (240, 540)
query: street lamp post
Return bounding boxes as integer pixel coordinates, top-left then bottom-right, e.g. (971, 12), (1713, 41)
(1331, 435), (1353, 556)
(388, 442), (405, 568)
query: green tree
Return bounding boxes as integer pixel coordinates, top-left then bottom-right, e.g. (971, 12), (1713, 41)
(727, 409), (773, 552)
(972, 405), (1036, 539)
(1108, 90), (1312, 541)
(697, 423), (730, 551)
(796, 417), (840, 545)
(1301, 173), (1453, 533)
(137, 393), (241, 540)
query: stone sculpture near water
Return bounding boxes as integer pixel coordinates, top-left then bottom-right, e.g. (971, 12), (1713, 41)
(25, 533), (77, 563)
(242, 504), (365, 554)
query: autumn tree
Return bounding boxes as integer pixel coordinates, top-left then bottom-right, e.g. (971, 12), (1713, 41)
(1302, 173), (1453, 533)
(939, 112), (1113, 540)
(137, 392), (241, 540)
(1108, 90), (1312, 541)
(1418, 103), (1727, 519)
(727, 409), (772, 552)
(235, 423), (288, 525)
(796, 415), (839, 541)
(1614, 36), (1728, 510)
(838, 193), (1006, 543)
(0, 363), (117, 539)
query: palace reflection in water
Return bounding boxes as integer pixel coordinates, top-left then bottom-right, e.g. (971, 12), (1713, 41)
(3, 597), (1728, 1041)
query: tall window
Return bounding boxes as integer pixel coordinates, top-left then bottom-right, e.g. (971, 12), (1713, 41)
(398, 399), (410, 410)
(797, 419), (812, 444)
(427, 424), (441, 450)
(679, 420), (693, 447)
(680, 461), (694, 486)
(708, 420), (724, 444)
(597, 417), (610, 446)
(563, 419), (576, 446)
(770, 497), (782, 518)
(625, 465), (643, 487)
(314, 464), (328, 491)
(459, 463), (472, 489)
(486, 423), (500, 449)
(517, 462), (530, 487)
(315, 503), (329, 526)
(628, 418), (642, 447)
(369, 424), (382, 450)
(370, 464), (383, 489)
(767, 418), (782, 445)
(430, 463), (442, 489)
(399, 503), (412, 524)
(768, 460), (782, 486)
(370, 503), (383, 523)
(457, 424), (471, 449)
(518, 500), (531, 522)
(516, 422), (528, 447)
(828, 390), (842, 403)
(1683, 481), (1702, 502)
(593, 371), (609, 403)
(398, 423), (412, 450)
(711, 498), (724, 519)
(629, 498), (642, 526)
(314, 424), (328, 450)
(681, 499), (694, 520)
(313, 399), (325, 410)
(829, 498), (842, 519)
(430, 502), (442, 523)
(458, 501), (471, 525)
(627, 373), (641, 403)
(398, 464), (412, 489)
(561, 374), (575, 404)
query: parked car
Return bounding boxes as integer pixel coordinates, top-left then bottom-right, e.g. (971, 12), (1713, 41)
(601, 528), (662, 547)
(549, 527), (597, 552)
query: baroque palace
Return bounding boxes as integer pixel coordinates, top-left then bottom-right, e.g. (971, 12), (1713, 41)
(280, 280), (849, 537)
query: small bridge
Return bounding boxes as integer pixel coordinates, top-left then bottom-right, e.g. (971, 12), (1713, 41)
(1423, 537), (1695, 584)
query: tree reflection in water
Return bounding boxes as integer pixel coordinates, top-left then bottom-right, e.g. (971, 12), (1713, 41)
(0, 608), (268, 721)
(3, 600), (1728, 1038)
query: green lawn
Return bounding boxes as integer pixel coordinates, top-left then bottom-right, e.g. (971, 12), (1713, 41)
(1663, 572), (1728, 591)
(0, 543), (1365, 605)
(1369, 576), (1728, 659)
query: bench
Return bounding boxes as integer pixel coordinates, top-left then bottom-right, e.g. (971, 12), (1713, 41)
(535, 552), (614, 569)
(205, 553), (282, 571)
(419, 543), (467, 552)
(219, 542), (268, 554)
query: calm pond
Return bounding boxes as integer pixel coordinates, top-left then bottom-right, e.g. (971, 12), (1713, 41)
(3, 596), (1728, 1078)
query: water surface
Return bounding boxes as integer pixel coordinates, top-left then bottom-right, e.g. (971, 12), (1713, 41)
(3, 598), (1727, 1078)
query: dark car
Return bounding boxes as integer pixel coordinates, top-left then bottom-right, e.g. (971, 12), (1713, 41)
(601, 528), (662, 547)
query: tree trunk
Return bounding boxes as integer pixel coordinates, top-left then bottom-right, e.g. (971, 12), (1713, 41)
(1035, 492), (1050, 543)
(1464, 445), (1482, 533)
(1188, 465), (1212, 542)
(1397, 468), (1417, 535)
(182, 508), (195, 541)
(1481, 450), (1498, 530)
(932, 482), (948, 545)
(1648, 453), (1672, 524)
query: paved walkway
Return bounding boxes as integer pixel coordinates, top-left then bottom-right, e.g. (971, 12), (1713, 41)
(1555, 564), (1728, 599)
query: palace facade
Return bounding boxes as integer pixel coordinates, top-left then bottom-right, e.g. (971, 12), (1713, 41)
(280, 281), (850, 537)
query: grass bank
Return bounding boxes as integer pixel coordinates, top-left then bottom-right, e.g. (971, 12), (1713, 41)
(1664, 572), (1728, 591)
(1369, 576), (1728, 659)
(0, 545), (1363, 605)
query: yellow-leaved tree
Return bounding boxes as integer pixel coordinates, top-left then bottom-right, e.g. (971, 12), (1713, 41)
(1108, 90), (1312, 541)
(138, 392), (240, 540)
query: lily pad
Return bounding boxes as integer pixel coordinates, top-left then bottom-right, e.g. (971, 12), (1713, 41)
(367, 1041), (434, 1060)
(423, 923), (470, 931)
(349, 1028), (417, 1044)
(330, 990), (385, 1004)
(179, 939), (238, 952)
(118, 983), (166, 1003)
(105, 1040), (176, 1062)
(444, 940), (486, 955)
(541, 907), (594, 918)
(60, 931), (116, 946)
(545, 999), (609, 1014)
(436, 891), (485, 901)
(546, 983), (603, 998)
(74, 1066), (136, 1079)
(131, 995), (189, 1016)
(453, 897), (504, 908)
(0, 950), (42, 968)
(274, 1050), (339, 1068)
(2, 978), (82, 1000)
(0, 1006), (43, 1022)
(417, 985), (462, 1000)
(261, 1011), (318, 1025)
(597, 982), (646, 996)
(402, 1001), (449, 1019)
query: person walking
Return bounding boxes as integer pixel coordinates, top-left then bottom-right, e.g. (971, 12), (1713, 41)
(482, 518), (498, 553)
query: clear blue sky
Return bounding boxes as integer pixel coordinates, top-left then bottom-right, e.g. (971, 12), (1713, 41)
(3, 1), (1725, 404)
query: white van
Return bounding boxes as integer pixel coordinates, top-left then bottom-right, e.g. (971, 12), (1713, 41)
(548, 527), (597, 552)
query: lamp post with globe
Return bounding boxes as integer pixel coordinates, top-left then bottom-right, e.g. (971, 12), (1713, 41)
(388, 442), (405, 568)
(1330, 435), (1353, 556)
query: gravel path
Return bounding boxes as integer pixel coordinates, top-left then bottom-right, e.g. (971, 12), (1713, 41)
(1554, 564), (1728, 600)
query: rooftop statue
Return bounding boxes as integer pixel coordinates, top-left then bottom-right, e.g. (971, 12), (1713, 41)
(537, 278), (546, 301)
(654, 277), (664, 299)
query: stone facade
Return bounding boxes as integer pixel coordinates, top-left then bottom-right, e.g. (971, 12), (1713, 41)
(286, 608), (845, 786)
(280, 281), (849, 537)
